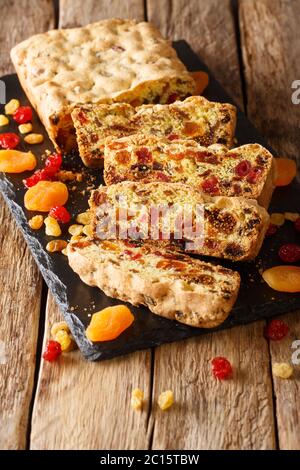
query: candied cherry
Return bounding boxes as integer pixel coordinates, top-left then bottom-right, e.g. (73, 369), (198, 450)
(278, 243), (300, 263)
(265, 224), (278, 237)
(190, 71), (209, 95)
(13, 106), (32, 124)
(167, 93), (178, 104)
(0, 132), (20, 150)
(246, 167), (263, 183)
(0, 150), (36, 173)
(275, 158), (297, 186)
(49, 205), (71, 223)
(86, 305), (134, 342)
(262, 265), (300, 293)
(211, 356), (232, 380)
(23, 168), (52, 188)
(294, 218), (300, 232)
(24, 181), (69, 212)
(201, 176), (219, 194)
(235, 160), (252, 177)
(155, 171), (171, 182)
(45, 152), (62, 175)
(42, 340), (62, 362)
(136, 147), (152, 164)
(264, 319), (289, 341)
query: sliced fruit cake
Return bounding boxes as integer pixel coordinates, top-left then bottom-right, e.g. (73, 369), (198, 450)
(89, 181), (270, 261)
(104, 136), (275, 208)
(67, 237), (240, 328)
(72, 96), (237, 167)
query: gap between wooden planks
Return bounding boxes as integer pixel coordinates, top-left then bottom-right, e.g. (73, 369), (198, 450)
(30, 0), (279, 450)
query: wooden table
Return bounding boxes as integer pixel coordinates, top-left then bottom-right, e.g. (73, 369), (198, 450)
(1, 0), (300, 450)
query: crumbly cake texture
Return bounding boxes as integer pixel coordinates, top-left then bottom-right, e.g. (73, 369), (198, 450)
(89, 181), (270, 261)
(10, 19), (195, 153)
(72, 96), (236, 167)
(104, 137), (275, 208)
(67, 238), (240, 328)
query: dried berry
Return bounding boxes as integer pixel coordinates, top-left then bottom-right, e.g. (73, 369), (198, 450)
(265, 224), (278, 237)
(264, 319), (289, 341)
(295, 217), (300, 232)
(13, 106), (32, 124)
(0, 132), (20, 149)
(49, 205), (71, 224)
(211, 356), (232, 380)
(42, 340), (62, 362)
(45, 152), (63, 175)
(278, 243), (300, 263)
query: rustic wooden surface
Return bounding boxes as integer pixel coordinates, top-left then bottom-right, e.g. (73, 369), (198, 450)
(0, 0), (299, 450)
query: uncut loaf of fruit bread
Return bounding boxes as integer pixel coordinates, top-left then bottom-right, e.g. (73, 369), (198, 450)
(104, 136), (275, 208)
(72, 96), (236, 167)
(89, 182), (270, 261)
(67, 238), (240, 328)
(10, 19), (195, 153)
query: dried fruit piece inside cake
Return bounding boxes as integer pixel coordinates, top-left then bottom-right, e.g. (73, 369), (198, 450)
(11, 19), (195, 153)
(89, 181), (270, 261)
(104, 136), (275, 208)
(67, 238), (240, 328)
(72, 96), (236, 167)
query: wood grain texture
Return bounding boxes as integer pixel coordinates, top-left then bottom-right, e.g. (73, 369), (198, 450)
(147, 0), (243, 107)
(147, 0), (275, 450)
(0, 0), (55, 76)
(30, 295), (151, 450)
(59, 0), (144, 28)
(0, 0), (54, 450)
(239, 0), (300, 449)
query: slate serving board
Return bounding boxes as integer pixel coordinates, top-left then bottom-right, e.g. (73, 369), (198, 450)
(1, 41), (300, 361)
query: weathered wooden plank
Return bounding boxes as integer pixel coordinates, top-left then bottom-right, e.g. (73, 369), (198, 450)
(147, 0), (276, 450)
(30, 295), (151, 450)
(59, 0), (144, 28)
(0, 0), (54, 450)
(147, 0), (243, 107)
(239, 0), (300, 449)
(30, 0), (151, 450)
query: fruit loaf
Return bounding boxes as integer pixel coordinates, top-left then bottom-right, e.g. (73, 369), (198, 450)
(89, 181), (270, 261)
(11, 19), (195, 153)
(104, 136), (275, 208)
(67, 238), (240, 328)
(72, 95), (236, 167)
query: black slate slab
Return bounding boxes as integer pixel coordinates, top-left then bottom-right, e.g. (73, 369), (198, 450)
(0, 41), (300, 361)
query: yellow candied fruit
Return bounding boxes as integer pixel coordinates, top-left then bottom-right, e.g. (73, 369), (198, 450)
(18, 123), (33, 134)
(44, 216), (62, 237)
(272, 362), (293, 379)
(270, 213), (285, 226)
(82, 224), (93, 237)
(24, 133), (44, 145)
(5, 99), (20, 115)
(131, 388), (144, 411)
(46, 239), (67, 253)
(284, 212), (299, 222)
(55, 329), (73, 352)
(76, 211), (91, 225)
(0, 114), (9, 126)
(51, 321), (70, 337)
(68, 224), (83, 236)
(28, 215), (44, 230)
(70, 234), (82, 242)
(158, 390), (174, 411)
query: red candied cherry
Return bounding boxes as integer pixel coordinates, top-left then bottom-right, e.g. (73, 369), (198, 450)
(13, 106), (32, 124)
(235, 160), (252, 177)
(278, 243), (300, 263)
(265, 224), (278, 237)
(0, 132), (20, 149)
(264, 319), (289, 341)
(155, 171), (171, 182)
(202, 176), (219, 194)
(295, 217), (300, 232)
(246, 167), (263, 183)
(167, 94), (178, 104)
(49, 205), (71, 223)
(45, 152), (63, 175)
(136, 147), (152, 164)
(167, 133), (179, 141)
(23, 168), (52, 188)
(42, 340), (62, 362)
(211, 356), (232, 380)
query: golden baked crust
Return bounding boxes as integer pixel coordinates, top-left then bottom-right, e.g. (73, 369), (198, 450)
(72, 96), (236, 167)
(67, 238), (240, 328)
(10, 19), (195, 153)
(89, 181), (270, 261)
(104, 137), (275, 208)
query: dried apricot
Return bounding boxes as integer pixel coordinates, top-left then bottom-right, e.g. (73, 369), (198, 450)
(86, 305), (134, 342)
(262, 266), (300, 293)
(190, 71), (209, 95)
(0, 149), (36, 173)
(275, 158), (297, 186)
(24, 181), (68, 212)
